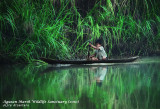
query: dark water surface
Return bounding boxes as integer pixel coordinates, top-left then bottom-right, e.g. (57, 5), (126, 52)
(1, 57), (160, 109)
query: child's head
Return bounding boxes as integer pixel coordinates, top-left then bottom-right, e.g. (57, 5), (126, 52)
(95, 39), (102, 47)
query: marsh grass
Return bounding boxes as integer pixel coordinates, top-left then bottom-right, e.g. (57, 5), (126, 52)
(0, 0), (160, 62)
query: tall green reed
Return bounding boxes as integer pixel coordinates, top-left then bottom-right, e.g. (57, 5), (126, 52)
(0, 0), (160, 62)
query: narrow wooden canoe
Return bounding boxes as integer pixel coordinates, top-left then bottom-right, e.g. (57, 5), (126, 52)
(40, 56), (139, 64)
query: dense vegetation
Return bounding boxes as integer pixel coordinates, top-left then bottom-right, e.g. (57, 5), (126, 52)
(0, 0), (160, 63)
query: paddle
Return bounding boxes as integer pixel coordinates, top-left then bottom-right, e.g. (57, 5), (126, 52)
(87, 41), (91, 60)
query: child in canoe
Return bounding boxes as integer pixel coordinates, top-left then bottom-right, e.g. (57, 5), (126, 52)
(89, 39), (107, 60)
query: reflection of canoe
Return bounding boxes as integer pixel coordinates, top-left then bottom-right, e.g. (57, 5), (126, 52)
(40, 56), (139, 65)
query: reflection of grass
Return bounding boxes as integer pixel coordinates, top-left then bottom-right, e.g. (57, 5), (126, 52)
(1, 63), (160, 109)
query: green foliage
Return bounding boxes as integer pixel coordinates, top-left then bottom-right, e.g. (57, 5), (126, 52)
(0, 0), (160, 62)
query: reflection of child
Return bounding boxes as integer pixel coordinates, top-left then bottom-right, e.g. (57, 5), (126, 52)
(95, 67), (107, 82)
(89, 67), (107, 87)
(89, 39), (107, 60)
(93, 67), (107, 87)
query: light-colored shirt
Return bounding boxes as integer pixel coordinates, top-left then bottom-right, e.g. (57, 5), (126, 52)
(95, 46), (107, 60)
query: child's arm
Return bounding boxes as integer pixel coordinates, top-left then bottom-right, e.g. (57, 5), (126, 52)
(89, 43), (100, 50)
